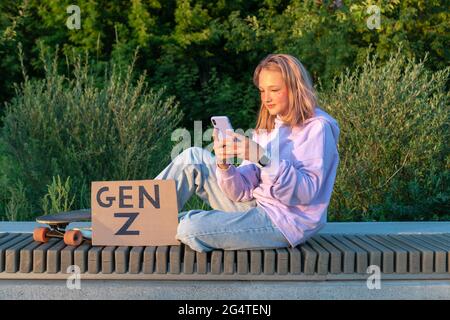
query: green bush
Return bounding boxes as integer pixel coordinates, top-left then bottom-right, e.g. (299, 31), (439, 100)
(0, 0), (448, 221)
(41, 175), (76, 215)
(1, 0), (448, 127)
(321, 49), (449, 221)
(4, 180), (31, 221)
(0, 47), (183, 220)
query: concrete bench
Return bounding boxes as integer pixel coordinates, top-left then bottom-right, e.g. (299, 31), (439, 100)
(1, 222), (449, 299)
(1, 232), (450, 280)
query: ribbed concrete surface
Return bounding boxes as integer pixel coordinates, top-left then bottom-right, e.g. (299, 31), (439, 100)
(1, 222), (450, 300)
(1, 232), (449, 280)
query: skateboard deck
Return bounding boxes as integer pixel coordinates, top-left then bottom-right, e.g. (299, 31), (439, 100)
(34, 209), (92, 246)
(36, 209), (91, 224)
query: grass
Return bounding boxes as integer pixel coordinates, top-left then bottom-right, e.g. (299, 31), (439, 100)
(182, 194), (213, 212)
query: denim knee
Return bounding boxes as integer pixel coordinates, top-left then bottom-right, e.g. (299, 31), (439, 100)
(176, 214), (213, 252)
(176, 211), (202, 238)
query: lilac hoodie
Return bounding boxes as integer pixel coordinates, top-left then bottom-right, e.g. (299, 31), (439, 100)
(215, 107), (340, 247)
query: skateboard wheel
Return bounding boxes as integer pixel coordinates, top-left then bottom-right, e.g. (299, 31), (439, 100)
(33, 227), (50, 243)
(64, 230), (83, 246)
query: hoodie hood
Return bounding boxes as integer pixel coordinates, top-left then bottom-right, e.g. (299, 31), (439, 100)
(275, 107), (340, 146)
(308, 107), (340, 145)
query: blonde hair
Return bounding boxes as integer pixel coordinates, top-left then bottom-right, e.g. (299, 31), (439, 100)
(253, 54), (317, 134)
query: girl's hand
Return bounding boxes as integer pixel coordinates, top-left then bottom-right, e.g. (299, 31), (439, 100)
(212, 129), (266, 168)
(212, 128), (234, 169)
(229, 131), (266, 164)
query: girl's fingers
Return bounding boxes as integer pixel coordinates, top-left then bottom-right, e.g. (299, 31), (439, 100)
(231, 132), (243, 141)
(218, 145), (236, 158)
(236, 147), (246, 160)
(222, 136), (232, 145)
(214, 130), (256, 162)
(213, 129), (220, 143)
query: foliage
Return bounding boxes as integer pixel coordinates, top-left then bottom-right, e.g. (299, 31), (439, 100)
(0, 0), (448, 221)
(0, 47), (182, 220)
(1, 0), (448, 127)
(41, 175), (76, 215)
(321, 50), (449, 221)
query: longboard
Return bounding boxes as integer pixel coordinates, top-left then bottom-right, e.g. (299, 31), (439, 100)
(33, 209), (92, 246)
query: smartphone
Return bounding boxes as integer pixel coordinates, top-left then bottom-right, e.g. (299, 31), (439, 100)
(211, 116), (234, 141)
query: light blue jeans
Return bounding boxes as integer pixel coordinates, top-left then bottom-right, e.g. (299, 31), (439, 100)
(154, 147), (290, 253)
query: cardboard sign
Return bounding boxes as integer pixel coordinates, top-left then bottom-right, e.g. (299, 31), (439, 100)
(91, 179), (180, 246)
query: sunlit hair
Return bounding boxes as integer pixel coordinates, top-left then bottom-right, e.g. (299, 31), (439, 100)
(253, 54), (318, 134)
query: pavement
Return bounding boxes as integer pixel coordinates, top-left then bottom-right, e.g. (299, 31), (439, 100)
(0, 279), (449, 300)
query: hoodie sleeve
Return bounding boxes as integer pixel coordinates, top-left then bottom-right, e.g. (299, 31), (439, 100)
(215, 159), (261, 202)
(259, 119), (339, 207)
